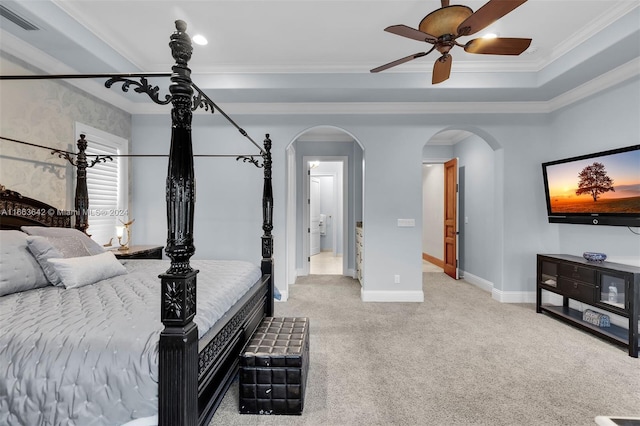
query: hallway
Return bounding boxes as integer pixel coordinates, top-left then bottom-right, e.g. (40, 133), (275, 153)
(310, 251), (342, 275)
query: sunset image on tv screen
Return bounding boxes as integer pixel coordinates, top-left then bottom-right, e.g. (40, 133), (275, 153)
(545, 149), (640, 214)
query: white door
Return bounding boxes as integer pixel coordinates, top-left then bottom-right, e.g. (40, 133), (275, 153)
(310, 177), (321, 256)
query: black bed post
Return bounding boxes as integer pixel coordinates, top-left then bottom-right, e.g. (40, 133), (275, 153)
(74, 134), (89, 233)
(261, 134), (275, 316)
(158, 20), (199, 426)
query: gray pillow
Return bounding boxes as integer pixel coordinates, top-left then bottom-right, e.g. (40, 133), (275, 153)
(26, 235), (92, 286)
(0, 230), (49, 296)
(21, 226), (105, 255)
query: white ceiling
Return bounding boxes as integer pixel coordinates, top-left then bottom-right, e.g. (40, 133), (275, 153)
(0, 0), (639, 121)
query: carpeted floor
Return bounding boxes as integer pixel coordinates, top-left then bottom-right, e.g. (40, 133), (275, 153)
(209, 272), (640, 426)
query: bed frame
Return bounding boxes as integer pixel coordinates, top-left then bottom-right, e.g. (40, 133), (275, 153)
(0, 20), (274, 426)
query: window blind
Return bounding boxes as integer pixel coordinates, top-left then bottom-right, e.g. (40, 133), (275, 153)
(76, 123), (129, 247)
(85, 140), (123, 245)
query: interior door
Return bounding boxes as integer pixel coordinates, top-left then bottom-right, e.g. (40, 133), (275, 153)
(310, 176), (321, 256)
(444, 158), (459, 279)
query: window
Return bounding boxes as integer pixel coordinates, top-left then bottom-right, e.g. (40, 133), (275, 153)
(75, 123), (128, 246)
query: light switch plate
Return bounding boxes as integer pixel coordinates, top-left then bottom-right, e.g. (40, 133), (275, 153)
(397, 218), (415, 227)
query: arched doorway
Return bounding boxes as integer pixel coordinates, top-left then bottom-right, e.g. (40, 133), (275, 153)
(284, 126), (364, 295)
(422, 127), (504, 294)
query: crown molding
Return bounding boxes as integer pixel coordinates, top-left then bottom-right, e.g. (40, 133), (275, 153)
(2, 26), (638, 117)
(546, 2), (639, 70)
(170, 58), (638, 116)
(0, 28), (136, 114)
(547, 57), (640, 112)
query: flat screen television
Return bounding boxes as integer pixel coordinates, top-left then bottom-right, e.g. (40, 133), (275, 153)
(541, 145), (640, 227)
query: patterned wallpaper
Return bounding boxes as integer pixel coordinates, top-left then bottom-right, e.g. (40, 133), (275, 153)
(0, 53), (131, 210)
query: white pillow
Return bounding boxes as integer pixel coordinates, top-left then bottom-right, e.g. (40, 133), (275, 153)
(26, 235), (92, 286)
(47, 251), (127, 289)
(0, 230), (49, 296)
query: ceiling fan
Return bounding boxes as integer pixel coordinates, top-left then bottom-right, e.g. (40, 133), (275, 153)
(370, 0), (532, 84)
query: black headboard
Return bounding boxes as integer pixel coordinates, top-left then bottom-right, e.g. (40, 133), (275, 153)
(0, 187), (72, 230)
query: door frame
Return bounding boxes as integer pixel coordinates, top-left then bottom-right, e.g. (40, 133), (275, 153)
(302, 156), (348, 276)
(309, 176), (321, 256)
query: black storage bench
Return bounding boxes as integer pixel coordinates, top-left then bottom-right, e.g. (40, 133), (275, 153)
(239, 317), (309, 415)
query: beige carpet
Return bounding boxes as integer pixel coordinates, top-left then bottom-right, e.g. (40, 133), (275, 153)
(209, 273), (640, 426)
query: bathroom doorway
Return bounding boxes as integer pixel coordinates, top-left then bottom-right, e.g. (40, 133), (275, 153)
(307, 160), (343, 275)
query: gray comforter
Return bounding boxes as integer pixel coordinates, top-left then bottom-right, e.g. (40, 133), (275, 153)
(0, 259), (261, 426)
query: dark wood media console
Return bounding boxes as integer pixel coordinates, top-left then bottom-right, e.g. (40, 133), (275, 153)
(536, 254), (640, 358)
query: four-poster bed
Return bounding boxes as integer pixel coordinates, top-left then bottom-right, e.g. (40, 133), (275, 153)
(0, 20), (274, 425)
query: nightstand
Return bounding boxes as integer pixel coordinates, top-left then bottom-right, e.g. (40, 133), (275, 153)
(111, 245), (163, 260)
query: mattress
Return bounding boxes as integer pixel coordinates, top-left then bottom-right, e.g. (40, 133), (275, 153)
(0, 259), (262, 426)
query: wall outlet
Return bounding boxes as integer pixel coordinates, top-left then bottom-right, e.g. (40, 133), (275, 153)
(394, 274), (400, 284)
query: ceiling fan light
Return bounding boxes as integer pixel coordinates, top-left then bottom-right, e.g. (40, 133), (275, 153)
(419, 5), (473, 37)
(482, 33), (498, 39)
(192, 34), (208, 46)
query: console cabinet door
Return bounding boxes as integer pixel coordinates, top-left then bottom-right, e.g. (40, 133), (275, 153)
(596, 270), (629, 316)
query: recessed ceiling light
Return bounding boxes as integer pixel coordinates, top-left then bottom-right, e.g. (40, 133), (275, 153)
(192, 34), (208, 45)
(482, 33), (498, 39)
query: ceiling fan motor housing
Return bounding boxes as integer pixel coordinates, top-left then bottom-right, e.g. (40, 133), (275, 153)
(418, 5), (473, 38)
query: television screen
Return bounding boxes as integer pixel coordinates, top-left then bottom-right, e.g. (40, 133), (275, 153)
(542, 145), (640, 226)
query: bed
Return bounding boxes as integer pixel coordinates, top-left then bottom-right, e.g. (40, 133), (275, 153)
(0, 20), (274, 426)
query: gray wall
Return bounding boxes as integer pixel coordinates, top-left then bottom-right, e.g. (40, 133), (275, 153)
(453, 134), (496, 283)
(548, 78), (640, 267)
(130, 75), (639, 300)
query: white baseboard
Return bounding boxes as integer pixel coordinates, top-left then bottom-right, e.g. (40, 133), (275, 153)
(462, 271), (536, 303)
(461, 271), (493, 293)
(360, 289), (424, 302)
(492, 288), (536, 303)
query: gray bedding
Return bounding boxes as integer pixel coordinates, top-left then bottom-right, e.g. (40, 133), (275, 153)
(0, 259), (261, 426)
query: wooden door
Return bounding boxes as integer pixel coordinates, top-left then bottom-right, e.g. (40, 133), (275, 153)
(444, 158), (459, 279)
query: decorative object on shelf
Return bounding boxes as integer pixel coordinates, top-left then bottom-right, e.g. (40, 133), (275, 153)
(608, 285), (618, 303)
(116, 218), (134, 250)
(583, 252), (607, 262)
(583, 309), (611, 328)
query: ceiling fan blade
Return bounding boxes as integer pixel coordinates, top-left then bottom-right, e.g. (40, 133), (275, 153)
(464, 37), (532, 55)
(441, 0), (450, 6)
(385, 25), (437, 43)
(457, 0), (528, 36)
(370, 52), (429, 73)
(432, 55), (452, 84)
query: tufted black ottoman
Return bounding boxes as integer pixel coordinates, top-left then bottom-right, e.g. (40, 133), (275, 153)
(239, 317), (309, 415)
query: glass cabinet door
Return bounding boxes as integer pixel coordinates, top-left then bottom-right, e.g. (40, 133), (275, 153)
(599, 272), (626, 310)
(540, 260), (558, 288)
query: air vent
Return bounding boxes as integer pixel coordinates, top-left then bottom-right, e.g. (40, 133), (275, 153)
(0, 5), (39, 31)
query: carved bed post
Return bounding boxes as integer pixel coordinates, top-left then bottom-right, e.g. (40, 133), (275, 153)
(74, 134), (89, 233)
(261, 134), (275, 316)
(158, 20), (199, 426)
